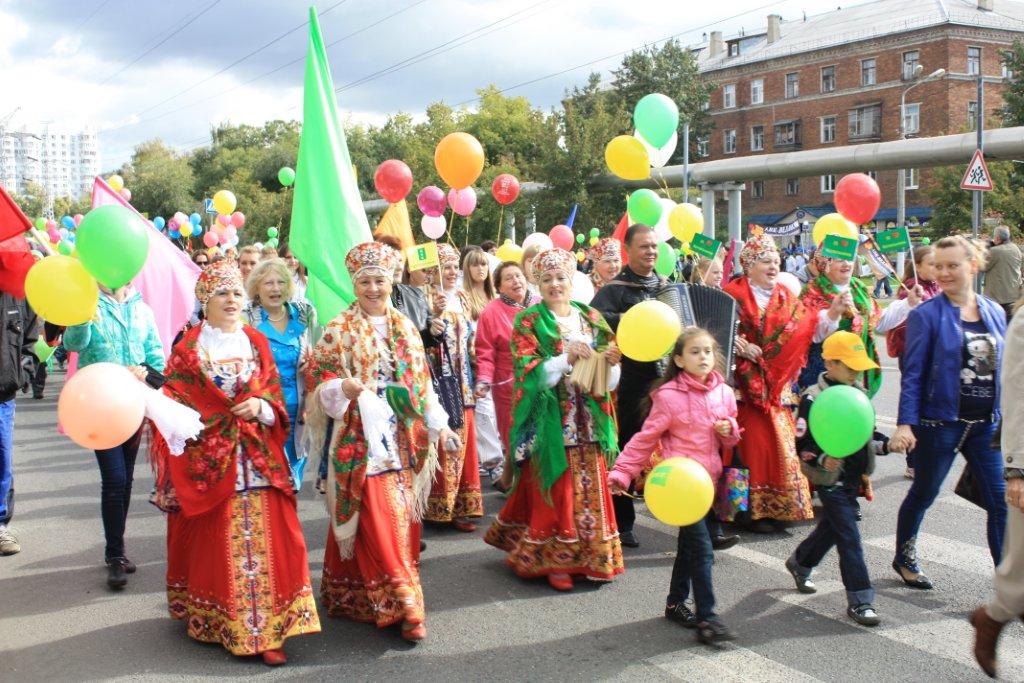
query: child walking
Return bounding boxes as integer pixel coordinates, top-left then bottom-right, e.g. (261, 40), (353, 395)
(785, 330), (888, 626)
(608, 328), (740, 644)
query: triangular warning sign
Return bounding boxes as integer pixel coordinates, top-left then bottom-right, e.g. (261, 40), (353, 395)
(960, 149), (994, 191)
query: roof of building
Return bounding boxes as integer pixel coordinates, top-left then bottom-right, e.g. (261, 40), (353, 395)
(697, 0), (1024, 72)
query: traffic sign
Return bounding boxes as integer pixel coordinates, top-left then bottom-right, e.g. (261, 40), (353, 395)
(960, 149), (994, 191)
(204, 198), (216, 214)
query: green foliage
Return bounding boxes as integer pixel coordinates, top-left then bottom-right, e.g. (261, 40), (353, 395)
(121, 140), (196, 220)
(9, 181), (46, 220)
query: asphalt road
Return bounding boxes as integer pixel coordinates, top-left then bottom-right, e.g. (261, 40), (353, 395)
(2, 348), (1021, 682)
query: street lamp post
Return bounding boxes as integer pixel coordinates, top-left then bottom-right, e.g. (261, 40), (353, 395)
(897, 67), (945, 276)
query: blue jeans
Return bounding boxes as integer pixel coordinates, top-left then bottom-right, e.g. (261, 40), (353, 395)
(896, 421), (1006, 565)
(874, 277), (892, 298)
(0, 399), (14, 525)
(94, 429), (142, 561)
(793, 484), (874, 606)
(668, 518), (716, 619)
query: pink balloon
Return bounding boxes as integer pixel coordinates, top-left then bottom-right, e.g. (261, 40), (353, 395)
(224, 226), (238, 241)
(45, 219), (57, 231)
(217, 214), (231, 226)
(231, 211), (245, 227)
(174, 212), (188, 224)
(168, 219), (179, 230)
(119, 188), (132, 201)
(776, 271), (802, 296)
(421, 214), (447, 240)
(73, 213), (84, 226)
(203, 232), (220, 247)
(47, 228), (60, 243)
(417, 186), (447, 218)
(447, 187), (477, 216)
(549, 224), (574, 251)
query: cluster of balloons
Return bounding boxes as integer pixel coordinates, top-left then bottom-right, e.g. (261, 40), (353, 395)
(810, 173), (881, 247)
(107, 174), (132, 202)
(264, 226), (280, 250)
(34, 214), (83, 256)
(25, 205), (151, 328)
(605, 93), (680, 180)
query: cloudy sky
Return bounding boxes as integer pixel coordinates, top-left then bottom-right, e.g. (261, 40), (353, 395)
(2, 0), (859, 169)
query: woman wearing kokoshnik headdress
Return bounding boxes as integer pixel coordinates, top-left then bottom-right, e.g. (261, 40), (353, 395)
(722, 230), (818, 531)
(589, 238), (623, 292)
(484, 247), (625, 592)
(150, 259), (320, 666)
(304, 241), (461, 643)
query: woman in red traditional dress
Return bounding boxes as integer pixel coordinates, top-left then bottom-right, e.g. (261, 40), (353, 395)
(151, 260), (320, 666)
(722, 232), (818, 532)
(304, 241), (461, 642)
(484, 248), (624, 591)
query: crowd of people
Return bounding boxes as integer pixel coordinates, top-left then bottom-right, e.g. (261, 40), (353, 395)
(1, 221), (1023, 676)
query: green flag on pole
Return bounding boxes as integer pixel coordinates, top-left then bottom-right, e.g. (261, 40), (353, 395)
(289, 6), (373, 322)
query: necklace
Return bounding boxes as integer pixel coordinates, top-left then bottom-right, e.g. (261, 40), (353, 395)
(266, 307), (287, 323)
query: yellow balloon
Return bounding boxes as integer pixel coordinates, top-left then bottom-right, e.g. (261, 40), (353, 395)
(179, 223), (194, 237)
(212, 189), (237, 215)
(495, 239), (524, 264)
(107, 174), (124, 192)
(617, 300), (680, 362)
(605, 135), (650, 181)
(812, 212), (858, 246)
(669, 203), (703, 242)
(644, 457), (715, 526)
(24, 255), (99, 326)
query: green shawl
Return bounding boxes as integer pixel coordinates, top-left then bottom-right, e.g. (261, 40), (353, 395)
(509, 301), (619, 493)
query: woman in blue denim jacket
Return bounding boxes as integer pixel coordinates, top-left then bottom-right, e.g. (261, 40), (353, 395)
(890, 235), (1007, 590)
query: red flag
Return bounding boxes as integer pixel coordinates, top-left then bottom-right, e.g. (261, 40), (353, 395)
(0, 185), (31, 242)
(612, 212), (629, 265)
(0, 186), (34, 298)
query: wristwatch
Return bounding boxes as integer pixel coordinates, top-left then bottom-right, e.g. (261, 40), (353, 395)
(1005, 468), (1024, 481)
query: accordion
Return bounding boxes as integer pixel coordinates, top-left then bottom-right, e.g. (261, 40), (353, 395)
(655, 284), (739, 380)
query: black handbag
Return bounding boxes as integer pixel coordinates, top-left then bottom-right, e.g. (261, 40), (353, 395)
(431, 337), (465, 430)
(954, 464), (986, 509)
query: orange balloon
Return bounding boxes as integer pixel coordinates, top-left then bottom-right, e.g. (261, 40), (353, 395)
(434, 132), (485, 189)
(58, 362), (146, 450)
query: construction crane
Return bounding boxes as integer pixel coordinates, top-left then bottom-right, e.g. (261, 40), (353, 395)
(0, 107), (21, 187)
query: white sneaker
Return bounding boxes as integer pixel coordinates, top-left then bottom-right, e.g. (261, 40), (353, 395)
(0, 526), (21, 555)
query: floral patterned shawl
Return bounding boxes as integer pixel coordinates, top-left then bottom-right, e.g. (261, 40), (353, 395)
(152, 324), (292, 517)
(723, 276), (816, 411)
(510, 301), (618, 494)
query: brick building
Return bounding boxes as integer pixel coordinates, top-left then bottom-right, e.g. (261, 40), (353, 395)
(695, 0), (1024, 230)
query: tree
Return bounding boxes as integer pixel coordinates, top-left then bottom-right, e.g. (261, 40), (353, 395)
(52, 193), (92, 220)
(9, 181), (46, 219)
(120, 140), (196, 219)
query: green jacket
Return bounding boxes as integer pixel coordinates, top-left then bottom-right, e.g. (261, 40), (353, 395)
(63, 291), (165, 371)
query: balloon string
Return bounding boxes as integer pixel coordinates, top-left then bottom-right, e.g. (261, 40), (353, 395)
(496, 205), (505, 244)
(464, 213), (471, 248)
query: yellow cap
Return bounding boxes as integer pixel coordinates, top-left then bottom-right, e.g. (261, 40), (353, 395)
(822, 331), (879, 372)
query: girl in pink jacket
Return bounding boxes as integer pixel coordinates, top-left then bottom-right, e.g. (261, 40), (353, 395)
(608, 328), (741, 645)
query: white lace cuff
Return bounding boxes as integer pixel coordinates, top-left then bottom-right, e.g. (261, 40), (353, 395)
(319, 378), (350, 419)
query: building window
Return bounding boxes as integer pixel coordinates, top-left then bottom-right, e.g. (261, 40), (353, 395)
(849, 104), (882, 139)
(697, 137), (709, 157)
(723, 83), (736, 109)
(750, 78), (764, 105)
(821, 65), (836, 93)
(902, 50), (920, 80)
(821, 174), (837, 193)
(786, 178), (799, 196)
(1003, 60), (1013, 79)
(968, 100), (979, 131)
(752, 180), (764, 199)
(904, 168), (919, 189)
(861, 58), (876, 86)
(728, 41), (740, 57)
(774, 120), (801, 147)
(723, 129), (736, 154)
(903, 102), (920, 135)
(785, 72), (799, 98)
(751, 125), (764, 151)
(968, 46), (982, 76)
(821, 115), (837, 143)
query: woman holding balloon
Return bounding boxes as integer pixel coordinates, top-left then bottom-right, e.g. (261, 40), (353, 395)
(484, 248), (624, 591)
(722, 231), (817, 530)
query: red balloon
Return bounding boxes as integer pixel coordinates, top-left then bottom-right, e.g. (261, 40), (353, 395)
(374, 159), (413, 204)
(834, 173), (881, 225)
(491, 173), (520, 205)
(549, 224), (574, 251)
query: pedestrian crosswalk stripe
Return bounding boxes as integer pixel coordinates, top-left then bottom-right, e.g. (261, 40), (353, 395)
(863, 533), (992, 577)
(645, 644), (825, 682)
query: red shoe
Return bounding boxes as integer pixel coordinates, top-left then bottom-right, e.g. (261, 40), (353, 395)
(402, 622), (427, 641)
(547, 573), (573, 591)
(261, 649), (287, 666)
(452, 519), (477, 533)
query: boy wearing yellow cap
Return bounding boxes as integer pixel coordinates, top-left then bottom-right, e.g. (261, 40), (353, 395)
(785, 331), (889, 627)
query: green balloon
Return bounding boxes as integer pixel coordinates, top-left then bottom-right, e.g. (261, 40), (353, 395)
(808, 384), (876, 458)
(278, 166), (296, 187)
(267, 237), (279, 248)
(267, 226), (279, 238)
(589, 227), (600, 238)
(34, 217), (46, 230)
(654, 241), (676, 277)
(33, 338), (56, 363)
(627, 189), (663, 227)
(57, 240), (74, 256)
(634, 93), (679, 148)
(75, 205), (150, 288)
(921, 237), (931, 245)
(575, 233), (585, 244)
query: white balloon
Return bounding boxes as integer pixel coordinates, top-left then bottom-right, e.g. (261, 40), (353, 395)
(653, 198), (676, 243)
(776, 271), (802, 296)
(522, 232), (553, 252)
(484, 251), (502, 273)
(421, 214), (447, 240)
(254, 242), (264, 251)
(571, 270), (595, 304)
(635, 130), (677, 168)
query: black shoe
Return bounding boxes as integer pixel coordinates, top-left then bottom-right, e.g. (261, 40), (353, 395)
(711, 533), (739, 550)
(854, 506), (863, 522)
(847, 603), (881, 627)
(748, 519), (777, 534)
(420, 540), (426, 552)
(115, 557), (137, 574)
(619, 530), (640, 548)
(785, 556), (817, 594)
(106, 561), (127, 590)
(891, 560), (933, 589)
(32, 393), (43, 400)
(665, 603), (698, 629)
(696, 618), (735, 644)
